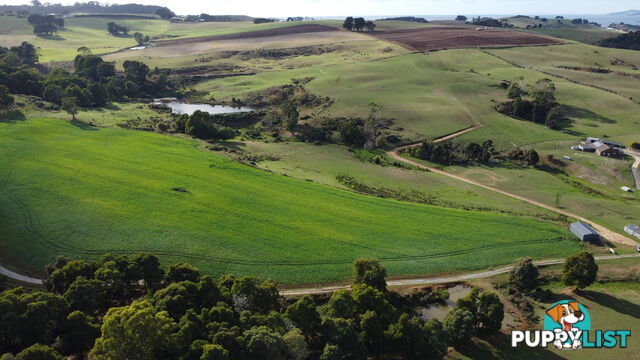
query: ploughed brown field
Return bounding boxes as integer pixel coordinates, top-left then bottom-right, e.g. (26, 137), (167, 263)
(374, 26), (561, 51)
(156, 24), (339, 46)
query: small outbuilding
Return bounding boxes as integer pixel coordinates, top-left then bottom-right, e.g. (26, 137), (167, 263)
(570, 222), (600, 242)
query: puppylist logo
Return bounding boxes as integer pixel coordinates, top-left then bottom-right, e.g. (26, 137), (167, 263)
(512, 300), (631, 350)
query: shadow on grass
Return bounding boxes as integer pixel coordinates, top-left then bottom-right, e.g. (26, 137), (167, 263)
(103, 104), (121, 111)
(0, 110), (26, 123)
(578, 289), (640, 319)
(556, 104), (617, 124)
(70, 119), (98, 131)
(455, 333), (565, 360)
(37, 34), (65, 41)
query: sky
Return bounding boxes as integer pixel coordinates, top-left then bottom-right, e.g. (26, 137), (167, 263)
(1, 0), (637, 17)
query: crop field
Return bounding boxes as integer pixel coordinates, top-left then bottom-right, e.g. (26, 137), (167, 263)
(373, 26), (561, 51)
(0, 118), (582, 283)
(155, 24), (339, 46)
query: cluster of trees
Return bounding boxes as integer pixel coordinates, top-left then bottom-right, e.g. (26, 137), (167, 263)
(0, 42), (176, 117)
(342, 17), (376, 32)
(508, 252), (599, 294)
(599, 31), (640, 51)
(27, 13), (63, 35)
(455, 15), (467, 21)
(494, 79), (560, 128)
(525, 24), (544, 29)
(175, 110), (237, 140)
(0, 255), (506, 360)
(107, 22), (129, 35)
(471, 17), (511, 28)
(506, 147), (540, 166)
(334, 103), (385, 149)
(134, 32), (150, 45)
(408, 140), (496, 166)
(0, 42), (42, 101)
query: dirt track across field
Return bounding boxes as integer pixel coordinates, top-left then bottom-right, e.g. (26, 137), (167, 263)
(374, 26), (561, 51)
(155, 24), (339, 47)
(387, 128), (638, 247)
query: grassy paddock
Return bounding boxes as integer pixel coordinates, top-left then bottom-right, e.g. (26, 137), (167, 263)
(0, 118), (582, 283)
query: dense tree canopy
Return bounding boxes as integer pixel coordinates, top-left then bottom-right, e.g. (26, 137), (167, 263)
(563, 251), (599, 289)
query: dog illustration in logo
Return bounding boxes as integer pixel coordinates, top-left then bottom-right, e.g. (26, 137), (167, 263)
(546, 301), (585, 349)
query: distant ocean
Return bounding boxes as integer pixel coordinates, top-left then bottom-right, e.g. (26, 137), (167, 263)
(315, 13), (640, 27)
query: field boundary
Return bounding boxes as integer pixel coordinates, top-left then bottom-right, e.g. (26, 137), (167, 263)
(281, 253), (640, 296)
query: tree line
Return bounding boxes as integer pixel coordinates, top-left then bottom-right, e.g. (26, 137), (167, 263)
(342, 17), (376, 32)
(0, 254), (508, 360)
(0, 1), (168, 16)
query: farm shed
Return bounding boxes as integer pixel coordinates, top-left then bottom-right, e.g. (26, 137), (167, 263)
(577, 143), (596, 152)
(624, 225), (640, 239)
(570, 222), (600, 242)
(585, 137), (624, 149)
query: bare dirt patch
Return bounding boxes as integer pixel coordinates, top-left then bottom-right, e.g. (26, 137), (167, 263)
(374, 27), (561, 51)
(155, 24), (339, 47)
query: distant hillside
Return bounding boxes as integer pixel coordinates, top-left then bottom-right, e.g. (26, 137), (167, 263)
(0, 2), (169, 16)
(609, 10), (640, 16)
(608, 23), (640, 32)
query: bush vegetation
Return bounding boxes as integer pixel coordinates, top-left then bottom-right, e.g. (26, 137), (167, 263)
(0, 255), (510, 359)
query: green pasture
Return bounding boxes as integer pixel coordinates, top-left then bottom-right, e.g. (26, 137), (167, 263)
(0, 16), (170, 61)
(103, 37), (405, 71)
(237, 140), (560, 219)
(196, 47), (640, 147)
(526, 27), (619, 44)
(418, 155), (640, 242)
(0, 118), (581, 283)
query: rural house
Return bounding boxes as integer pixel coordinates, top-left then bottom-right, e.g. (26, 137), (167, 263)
(570, 222), (600, 242)
(593, 141), (620, 157)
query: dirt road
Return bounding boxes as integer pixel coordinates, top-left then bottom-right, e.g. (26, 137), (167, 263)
(281, 253), (640, 296)
(626, 149), (640, 190)
(0, 264), (43, 285)
(387, 130), (637, 247)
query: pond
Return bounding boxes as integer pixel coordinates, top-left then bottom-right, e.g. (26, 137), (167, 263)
(155, 101), (255, 116)
(420, 285), (473, 321)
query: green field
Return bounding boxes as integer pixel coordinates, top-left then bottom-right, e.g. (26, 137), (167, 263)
(0, 117), (582, 283)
